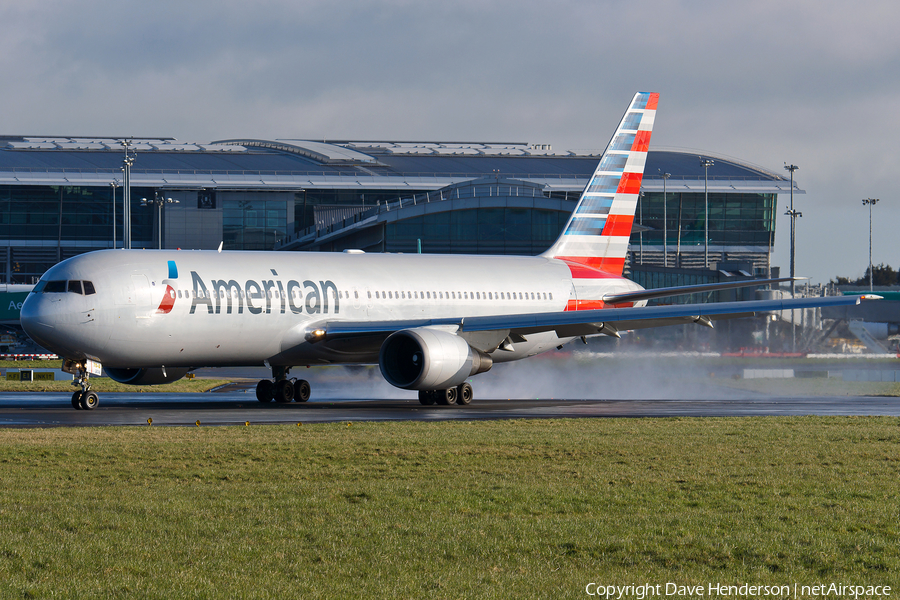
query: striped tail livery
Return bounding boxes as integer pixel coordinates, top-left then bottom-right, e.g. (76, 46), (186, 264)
(542, 92), (658, 280)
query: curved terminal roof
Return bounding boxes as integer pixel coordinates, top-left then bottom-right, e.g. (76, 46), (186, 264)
(0, 136), (800, 195)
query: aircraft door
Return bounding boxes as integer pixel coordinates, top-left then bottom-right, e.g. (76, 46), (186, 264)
(114, 274), (153, 317)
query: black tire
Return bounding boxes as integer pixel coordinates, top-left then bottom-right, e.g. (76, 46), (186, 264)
(418, 390), (435, 405)
(71, 391), (83, 410)
(456, 382), (473, 405)
(256, 379), (274, 403)
(274, 379), (294, 403)
(81, 391), (99, 410)
(436, 387), (457, 405)
(294, 379), (311, 402)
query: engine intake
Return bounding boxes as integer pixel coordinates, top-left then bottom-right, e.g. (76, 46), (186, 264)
(105, 367), (190, 385)
(379, 328), (492, 390)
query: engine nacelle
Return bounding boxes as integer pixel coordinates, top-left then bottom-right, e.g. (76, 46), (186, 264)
(105, 367), (190, 385)
(379, 328), (492, 390)
(858, 321), (900, 340)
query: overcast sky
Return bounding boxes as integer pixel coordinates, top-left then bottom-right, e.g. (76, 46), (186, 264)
(1, 0), (898, 284)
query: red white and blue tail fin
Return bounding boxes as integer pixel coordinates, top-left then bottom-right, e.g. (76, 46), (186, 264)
(542, 92), (658, 277)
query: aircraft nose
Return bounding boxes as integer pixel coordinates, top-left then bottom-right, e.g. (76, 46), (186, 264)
(20, 293), (64, 353)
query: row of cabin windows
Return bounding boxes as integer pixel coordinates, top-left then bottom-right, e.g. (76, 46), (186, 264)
(33, 280), (96, 295)
(174, 288), (552, 302)
(371, 290), (552, 301)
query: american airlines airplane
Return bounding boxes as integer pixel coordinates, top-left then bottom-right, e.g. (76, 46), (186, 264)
(20, 92), (875, 409)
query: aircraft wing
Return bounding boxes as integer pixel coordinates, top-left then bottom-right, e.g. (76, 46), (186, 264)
(314, 294), (879, 343)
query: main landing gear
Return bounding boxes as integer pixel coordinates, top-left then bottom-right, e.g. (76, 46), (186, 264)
(418, 382), (473, 406)
(256, 366), (311, 404)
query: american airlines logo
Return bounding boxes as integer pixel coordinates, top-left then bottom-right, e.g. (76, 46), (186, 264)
(188, 270), (340, 316)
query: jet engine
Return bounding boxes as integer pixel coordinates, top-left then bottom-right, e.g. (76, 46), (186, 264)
(105, 367), (190, 385)
(379, 328), (493, 391)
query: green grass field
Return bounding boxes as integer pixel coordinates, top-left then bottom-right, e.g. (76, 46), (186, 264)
(0, 360), (229, 393)
(1, 417), (898, 598)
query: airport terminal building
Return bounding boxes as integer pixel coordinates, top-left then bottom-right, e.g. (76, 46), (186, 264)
(0, 136), (800, 289)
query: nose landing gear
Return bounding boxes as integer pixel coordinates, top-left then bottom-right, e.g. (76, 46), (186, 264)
(65, 359), (99, 410)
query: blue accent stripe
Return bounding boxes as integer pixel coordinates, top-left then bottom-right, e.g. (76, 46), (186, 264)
(167, 260), (178, 279)
(565, 216), (607, 236)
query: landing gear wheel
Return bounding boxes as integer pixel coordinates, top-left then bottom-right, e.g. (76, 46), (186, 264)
(71, 391), (83, 410)
(294, 379), (311, 402)
(256, 379), (274, 403)
(456, 382), (473, 405)
(418, 390), (435, 406)
(274, 379), (294, 403)
(80, 391), (99, 410)
(436, 387), (457, 405)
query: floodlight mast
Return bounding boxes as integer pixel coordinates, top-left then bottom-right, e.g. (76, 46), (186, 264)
(109, 180), (118, 249)
(700, 158), (714, 268)
(661, 171), (671, 267)
(141, 191), (179, 249)
(784, 163), (800, 352)
(862, 198), (880, 291)
(121, 140), (136, 249)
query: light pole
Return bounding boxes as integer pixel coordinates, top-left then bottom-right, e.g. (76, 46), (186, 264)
(660, 171), (671, 267)
(109, 180), (119, 249)
(121, 140), (136, 249)
(638, 191), (644, 265)
(784, 163), (800, 352)
(862, 198), (880, 291)
(141, 191), (179, 249)
(700, 158), (714, 268)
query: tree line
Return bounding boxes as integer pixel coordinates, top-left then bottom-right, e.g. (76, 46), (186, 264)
(831, 263), (899, 286)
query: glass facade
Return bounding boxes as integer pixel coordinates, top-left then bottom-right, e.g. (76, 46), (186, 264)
(637, 192), (776, 247)
(294, 189), (420, 233)
(385, 208), (570, 255)
(222, 197), (289, 250)
(0, 185), (152, 244)
(0, 185), (154, 282)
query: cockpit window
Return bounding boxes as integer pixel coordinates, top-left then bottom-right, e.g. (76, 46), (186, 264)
(43, 280), (67, 293)
(34, 279), (96, 295)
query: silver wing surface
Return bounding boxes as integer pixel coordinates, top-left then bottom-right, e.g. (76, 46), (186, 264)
(313, 294), (878, 344)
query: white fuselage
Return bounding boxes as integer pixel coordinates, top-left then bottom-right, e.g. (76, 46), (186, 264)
(20, 249), (643, 369)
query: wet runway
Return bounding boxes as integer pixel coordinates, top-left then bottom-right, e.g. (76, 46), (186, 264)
(1, 389), (899, 427)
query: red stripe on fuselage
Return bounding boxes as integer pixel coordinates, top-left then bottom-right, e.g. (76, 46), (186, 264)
(558, 256), (627, 277)
(558, 258), (623, 278)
